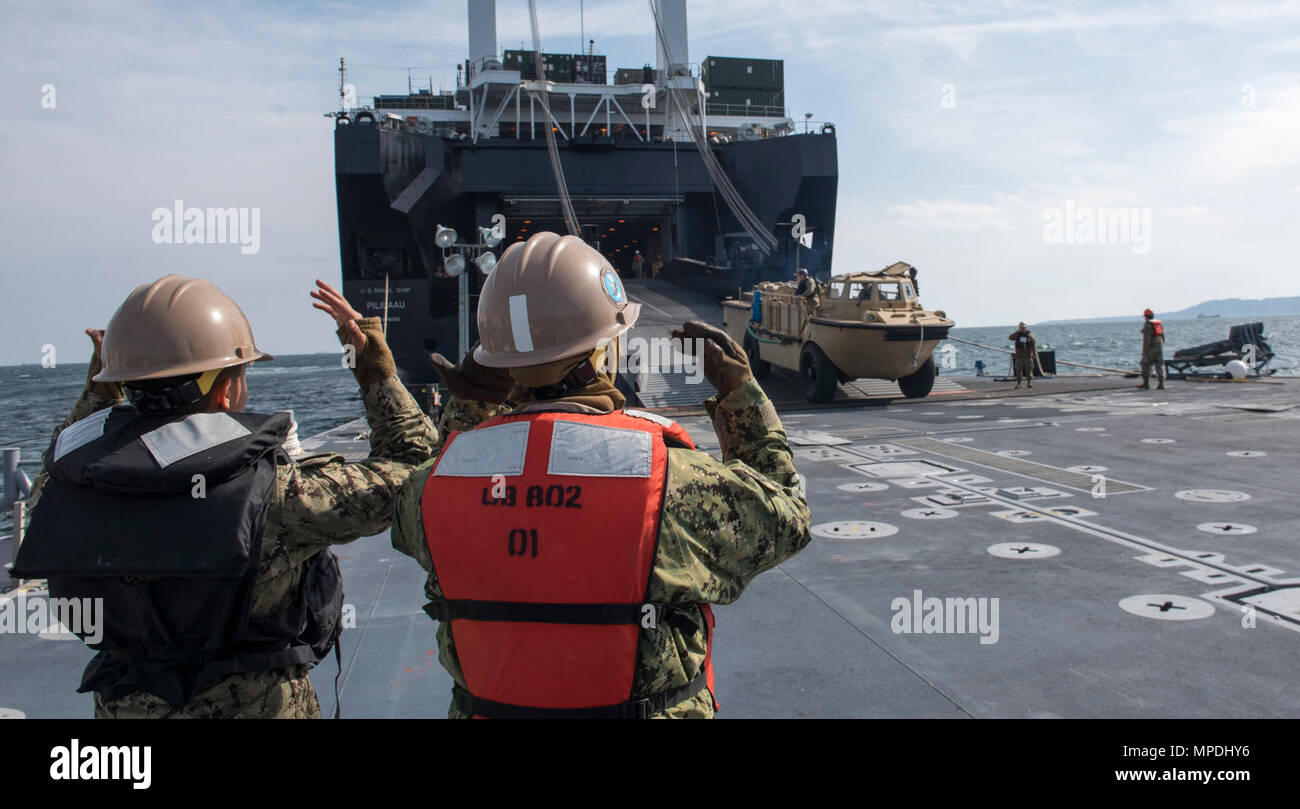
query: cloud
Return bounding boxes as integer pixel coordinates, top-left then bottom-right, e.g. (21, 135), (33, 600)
(886, 199), (1014, 232)
(1, 0), (1299, 361)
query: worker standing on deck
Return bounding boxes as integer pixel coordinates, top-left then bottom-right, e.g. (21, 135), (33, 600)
(1009, 322), (1037, 389)
(1139, 308), (1166, 390)
(908, 266), (919, 295)
(795, 268), (815, 299)
(631, 249), (644, 279)
(795, 268), (821, 310)
(14, 276), (436, 718)
(392, 232), (812, 718)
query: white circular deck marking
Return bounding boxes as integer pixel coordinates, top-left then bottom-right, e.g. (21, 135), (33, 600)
(1176, 489), (1251, 503)
(1226, 450), (1266, 458)
(1141, 438), (1176, 444)
(1067, 465), (1108, 473)
(901, 507), (959, 520)
(941, 437), (974, 443)
(1197, 522), (1257, 536)
(0, 708), (25, 719)
(812, 521), (899, 540)
(988, 542), (1060, 559)
(1076, 427), (1106, 432)
(836, 481), (889, 493)
(996, 450), (1031, 457)
(1119, 594), (1214, 621)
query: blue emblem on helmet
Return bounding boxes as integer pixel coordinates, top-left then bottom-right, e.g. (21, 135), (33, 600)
(601, 269), (625, 305)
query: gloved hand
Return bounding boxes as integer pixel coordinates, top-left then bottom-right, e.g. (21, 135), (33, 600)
(344, 317), (397, 388)
(671, 320), (753, 398)
(311, 279), (396, 387)
(430, 343), (515, 404)
(83, 328), (124, 400)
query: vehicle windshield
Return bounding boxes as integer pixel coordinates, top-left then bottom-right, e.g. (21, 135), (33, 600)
(829, 281), (846, 299)
(877, 282), (902, 302)
(902, 282), (915, 300)
(849, 282), (870, 301)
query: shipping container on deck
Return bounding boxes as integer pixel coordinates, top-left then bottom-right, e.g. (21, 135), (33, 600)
(702, 56), (784, 92)
(545, 52), (575, 82)
(613, 65), (656, 86)
(574, 54), (607, 84)
(707, 87), (783, 107)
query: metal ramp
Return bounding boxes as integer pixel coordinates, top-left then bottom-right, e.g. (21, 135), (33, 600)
(635, 368), (713, 409)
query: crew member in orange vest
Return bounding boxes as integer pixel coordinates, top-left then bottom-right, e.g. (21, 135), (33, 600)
(390, 231), (812, 718)
(1139, 308), (1165, 390)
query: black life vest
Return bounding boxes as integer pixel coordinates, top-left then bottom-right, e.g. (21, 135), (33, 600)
(13, 407), (343, 706)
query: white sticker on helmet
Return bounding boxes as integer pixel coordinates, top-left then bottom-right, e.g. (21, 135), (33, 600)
(509, 294), (534, 352)
(139, 412), (252, 468)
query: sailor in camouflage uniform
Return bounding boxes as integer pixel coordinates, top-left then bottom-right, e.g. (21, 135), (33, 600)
(392, 232), (811, 718)
(20, 277), (436, 718)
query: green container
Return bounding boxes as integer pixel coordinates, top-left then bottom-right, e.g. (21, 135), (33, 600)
(504, 49), (540, 78)
(702, 56), (784, 92)
(708, 87), (782, 106)
(614, 68), (646, 86)
(574, 54), (607, 84)
(543, 52), (569, 80)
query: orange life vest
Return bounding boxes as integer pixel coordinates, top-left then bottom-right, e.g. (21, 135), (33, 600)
(1151, 320), (1164, 337)
(420, 408), (716, 718)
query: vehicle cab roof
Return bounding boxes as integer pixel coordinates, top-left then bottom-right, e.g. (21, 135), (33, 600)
(830, 262), (914, 283)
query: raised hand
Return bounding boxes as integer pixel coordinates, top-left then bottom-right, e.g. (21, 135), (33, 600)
(671, 320), (753, 397)
(85, 328), (105, 357)
(311, 279), (367, 352)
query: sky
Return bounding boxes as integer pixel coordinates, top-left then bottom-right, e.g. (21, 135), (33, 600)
(1, 0), (1298, 365)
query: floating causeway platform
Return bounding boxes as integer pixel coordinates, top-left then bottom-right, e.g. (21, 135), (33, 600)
(2, 282), (1296, 718)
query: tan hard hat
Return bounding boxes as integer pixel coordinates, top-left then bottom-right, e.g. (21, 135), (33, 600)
(94, 275), (272, 382)
(474, 232), (640, 368)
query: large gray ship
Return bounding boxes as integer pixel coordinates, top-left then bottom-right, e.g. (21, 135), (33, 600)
(332, 0), (837, 408)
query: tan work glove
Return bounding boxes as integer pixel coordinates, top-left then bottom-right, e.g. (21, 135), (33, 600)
(311, 280), (396, 388)
(671, 320), (753, 398)
(341, 317), (397, 388)
(429, 343), (515, 404)
(83, 328), (125, 400)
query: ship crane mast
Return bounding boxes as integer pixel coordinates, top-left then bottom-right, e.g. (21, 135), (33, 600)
(526, 0), (582, 236)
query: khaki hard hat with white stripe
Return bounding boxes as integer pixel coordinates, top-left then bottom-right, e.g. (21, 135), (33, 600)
(474, 232), (640, 368)
(95, 275), (273, 382)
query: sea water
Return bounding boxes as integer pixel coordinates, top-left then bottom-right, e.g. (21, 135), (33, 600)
(0, 315), (1296, 471)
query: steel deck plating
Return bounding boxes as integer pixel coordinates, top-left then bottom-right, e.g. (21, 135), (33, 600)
(2, 286), (1296, 718)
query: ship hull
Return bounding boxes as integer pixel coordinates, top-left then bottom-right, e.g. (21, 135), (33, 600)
(334, 121), (837, 392)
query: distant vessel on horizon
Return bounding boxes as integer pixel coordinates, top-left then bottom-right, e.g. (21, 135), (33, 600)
(1198, 313), (1221, 318)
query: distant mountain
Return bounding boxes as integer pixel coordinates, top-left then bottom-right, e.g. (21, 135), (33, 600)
(1039, 296), (1300, 325)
